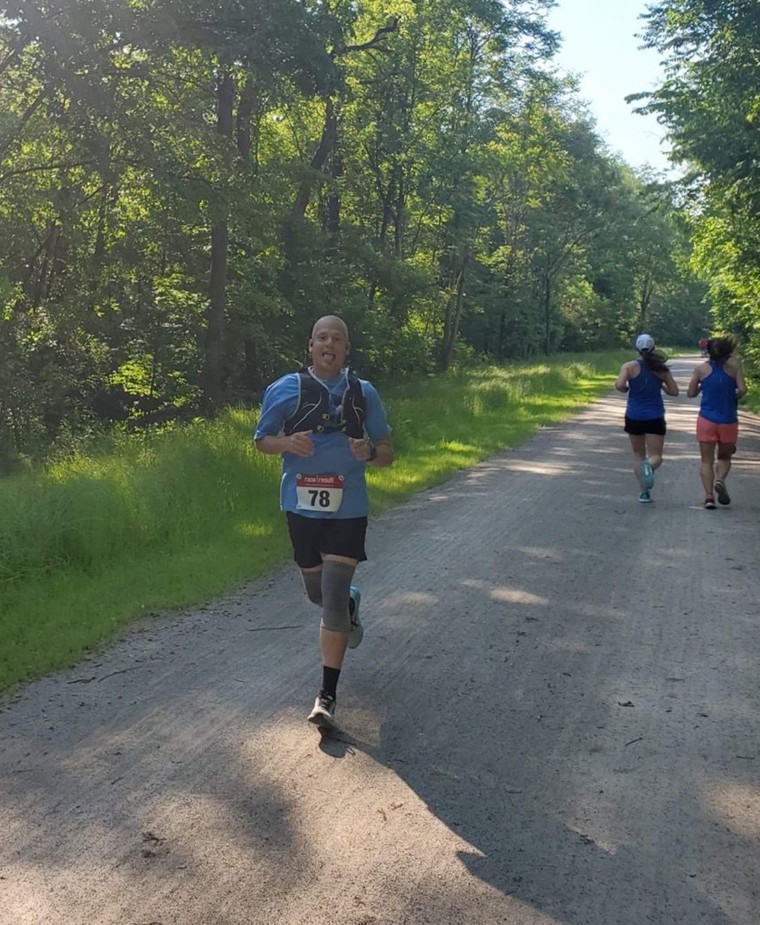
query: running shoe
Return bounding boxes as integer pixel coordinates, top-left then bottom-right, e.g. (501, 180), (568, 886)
(704, 497), (716, 510)
(714, 480), (731, 505)
(348, 585), (363, 649)
(307, 693), (337, 730)
(639, 490), (652, 503)
(641, 459), (655, 490)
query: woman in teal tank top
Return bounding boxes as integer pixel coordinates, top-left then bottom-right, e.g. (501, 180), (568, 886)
(615, 334), (679, 503)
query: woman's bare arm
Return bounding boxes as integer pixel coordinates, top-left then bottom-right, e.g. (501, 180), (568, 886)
(686, 367), (703, 398)
(733, 359), (747, 399)
(614, 362), (632, 392)
(662, 370), (680, 396)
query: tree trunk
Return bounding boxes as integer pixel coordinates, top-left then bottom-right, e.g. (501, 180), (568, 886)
(543, 270), (552, 355)
(393, 163), (405, 258)
(440, 264), (466, 371)
(498, 308), (508, 361)
(326, 146), (343, 237)
(638, 274), (654, 330)
(236, 78), (257, 163)
(205, 221), (228, 409)
(203, 69), (234, 412)
(293, 98), (337, 218)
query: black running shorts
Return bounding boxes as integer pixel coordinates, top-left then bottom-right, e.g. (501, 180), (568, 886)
(624, 415), (666, 436)
(286, 512), (368, 569)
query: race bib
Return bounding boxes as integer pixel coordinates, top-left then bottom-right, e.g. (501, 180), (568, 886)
(295, 473), (344, 512)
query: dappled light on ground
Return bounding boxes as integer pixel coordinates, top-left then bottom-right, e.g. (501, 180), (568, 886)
(501, 459), (576, 476)
(701, 778), (760, 839)
(2, 357), (758, 924)
(490, 584), (550, 606)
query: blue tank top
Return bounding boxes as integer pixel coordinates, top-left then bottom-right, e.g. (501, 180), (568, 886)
(699, 361), (738, 424)
(627, 359), (665, 420)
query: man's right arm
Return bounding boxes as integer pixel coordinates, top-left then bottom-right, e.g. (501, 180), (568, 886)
(255, 432), (314, 458)
(254, 376), (312, 457)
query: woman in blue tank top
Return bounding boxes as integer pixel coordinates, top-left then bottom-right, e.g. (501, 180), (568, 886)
(686, 335), (746, 509)
(615, 334), (679, 503)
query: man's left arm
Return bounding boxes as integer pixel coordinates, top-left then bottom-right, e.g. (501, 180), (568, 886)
(369, 436), (394, 467)
(348, 434), (394, 466)
(349, 381), (394, 467)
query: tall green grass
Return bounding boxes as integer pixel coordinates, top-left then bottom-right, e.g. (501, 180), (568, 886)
(1, 411), (284, 580)
(0, 354), (627, 693)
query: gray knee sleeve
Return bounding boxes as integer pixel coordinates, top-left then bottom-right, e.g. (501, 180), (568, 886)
(301, 570), (323, 606)
(320, 561), (355, 633)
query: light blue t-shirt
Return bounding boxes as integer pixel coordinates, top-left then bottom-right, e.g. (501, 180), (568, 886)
(255, 369), (391, 518)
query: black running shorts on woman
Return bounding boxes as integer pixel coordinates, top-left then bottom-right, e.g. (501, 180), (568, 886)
(624, 416), (666, 436)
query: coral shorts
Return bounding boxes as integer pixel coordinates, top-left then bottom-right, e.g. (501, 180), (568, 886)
(696, 416), (738, 445)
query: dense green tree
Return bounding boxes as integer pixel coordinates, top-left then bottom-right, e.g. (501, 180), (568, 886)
(0, 0), (706, 467)
(639, 0), (760, 366)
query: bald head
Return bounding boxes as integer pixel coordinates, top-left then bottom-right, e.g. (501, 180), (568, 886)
(309, 315), (351, 378)
(311, 315), (349, 339)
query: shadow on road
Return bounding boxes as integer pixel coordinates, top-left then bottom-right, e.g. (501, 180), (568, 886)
(1, 357), (758, 924)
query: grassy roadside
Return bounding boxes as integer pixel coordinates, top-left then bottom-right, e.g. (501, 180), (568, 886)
(0, 351), (638, 694)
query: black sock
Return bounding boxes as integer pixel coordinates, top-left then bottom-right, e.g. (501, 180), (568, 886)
(321, 666), (341, 701)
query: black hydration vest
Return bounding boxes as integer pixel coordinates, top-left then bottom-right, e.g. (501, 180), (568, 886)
(283, 368), (366, 439)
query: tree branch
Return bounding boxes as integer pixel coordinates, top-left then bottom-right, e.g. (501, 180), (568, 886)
(0, 160), (96, 185)
(332, 18), (399, 57)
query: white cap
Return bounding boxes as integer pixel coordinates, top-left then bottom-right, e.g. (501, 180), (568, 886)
(635, 333), (655, 352)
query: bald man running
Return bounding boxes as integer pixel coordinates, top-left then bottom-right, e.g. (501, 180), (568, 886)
(255, 315), (394, 730)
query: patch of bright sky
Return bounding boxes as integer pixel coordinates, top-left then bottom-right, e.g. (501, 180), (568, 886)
(546, 0), (676, 176)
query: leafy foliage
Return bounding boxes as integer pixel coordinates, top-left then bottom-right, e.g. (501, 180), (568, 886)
(639, 0), (760, 370)
(0, 0), (704, 467)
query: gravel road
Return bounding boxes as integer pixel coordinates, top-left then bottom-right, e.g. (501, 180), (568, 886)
(1, 355), (758, 925)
